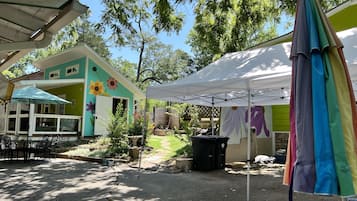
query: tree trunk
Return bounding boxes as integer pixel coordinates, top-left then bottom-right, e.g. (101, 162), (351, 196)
(136, 40), (145, 82)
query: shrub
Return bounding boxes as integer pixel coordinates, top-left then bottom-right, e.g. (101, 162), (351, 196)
(107, 103), (129, 156)
(128, 116), (143, 136)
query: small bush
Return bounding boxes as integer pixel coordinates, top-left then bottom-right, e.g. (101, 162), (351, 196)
(128, 116), (143, 136)
(107, 103), (129, 156)
(96, 136), (111, 145)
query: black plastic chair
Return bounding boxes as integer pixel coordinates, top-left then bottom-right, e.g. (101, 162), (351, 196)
(34, 136), (52, 159)
(0, 135), (5, 158)
(15, 140), (28, 160)
(1, 136), (14, 160)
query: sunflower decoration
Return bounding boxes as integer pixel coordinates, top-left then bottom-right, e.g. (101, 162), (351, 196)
(107, 77), (118, 90)
(89, 80), (104, 95)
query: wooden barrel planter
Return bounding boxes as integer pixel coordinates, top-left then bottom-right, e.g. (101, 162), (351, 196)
(129, 146), (140, 160)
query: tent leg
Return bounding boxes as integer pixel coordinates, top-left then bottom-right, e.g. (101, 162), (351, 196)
(247, 89), (251, 201)
(211, 97), (215, 135)
(138, 95), (149, 173)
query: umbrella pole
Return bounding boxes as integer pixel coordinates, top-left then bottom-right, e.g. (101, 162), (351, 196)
(247, 89), (252, 201)
(211, 97), (215, 135)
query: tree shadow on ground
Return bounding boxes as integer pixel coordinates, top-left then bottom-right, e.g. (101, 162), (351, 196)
(0, 159), (342, 201)
(0, 159), (118, 201)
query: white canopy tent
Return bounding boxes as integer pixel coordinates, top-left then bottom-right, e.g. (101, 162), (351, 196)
(146, 27), (357, 201)
(147, 27), (357, 106)
(147, 42), (292, 106)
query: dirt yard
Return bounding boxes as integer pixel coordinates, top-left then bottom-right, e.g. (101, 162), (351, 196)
(0, 158), (346, 201)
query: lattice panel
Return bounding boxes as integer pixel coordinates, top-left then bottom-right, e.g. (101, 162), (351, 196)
(181, 105), (220, 119)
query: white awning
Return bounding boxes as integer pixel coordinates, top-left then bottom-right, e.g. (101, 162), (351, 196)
(0, 0), (88, 71)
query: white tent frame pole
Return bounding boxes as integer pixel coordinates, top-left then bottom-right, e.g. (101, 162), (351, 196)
(247, 88), (251, 201)
(138, 93), (149, 172)
(211, 97), (215, 135)
(28, 84), (36, 141)
(28, 103), (35, 137)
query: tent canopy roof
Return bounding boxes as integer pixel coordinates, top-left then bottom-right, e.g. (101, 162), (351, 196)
(147, 28), (357, 107)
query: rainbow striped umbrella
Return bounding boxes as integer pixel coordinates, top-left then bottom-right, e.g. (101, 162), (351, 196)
(284, 0), (357, 197)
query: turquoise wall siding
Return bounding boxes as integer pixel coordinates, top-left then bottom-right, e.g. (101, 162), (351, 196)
(44, 57), (86, 80)
(84, 59), (134, 137)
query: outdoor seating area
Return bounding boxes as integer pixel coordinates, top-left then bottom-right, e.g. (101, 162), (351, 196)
(0, 135), (58, 161)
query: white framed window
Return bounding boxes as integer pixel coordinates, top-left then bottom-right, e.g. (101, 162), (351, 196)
(49, 70), (60, 79)
(8, 103), (17, 114)
(42, 104), (50, 113)
(0, 104), (6, 133)
(65, 64), (79, 76)
(0, 104), (6, 116)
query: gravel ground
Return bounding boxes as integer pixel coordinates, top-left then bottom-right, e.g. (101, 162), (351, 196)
(0, 158), (347, 201)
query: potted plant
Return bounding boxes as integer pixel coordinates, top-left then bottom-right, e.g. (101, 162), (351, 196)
(128, 116), (144, 147)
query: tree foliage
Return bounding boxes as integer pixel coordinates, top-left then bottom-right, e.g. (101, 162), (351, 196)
(98, 0), (184, 45)
(110, 42), (194, 91)
(36, 12), (111, 61)
(110, 57), (137, 83)
(4, 55), (36, 78)
(6, 11), (110, 78)
(142, 0), (349, 69)
(188, 0), (280, 68)
(279, 0), (346, 15)
(97, 0), (185, 82)
(139, 40), (194, 89)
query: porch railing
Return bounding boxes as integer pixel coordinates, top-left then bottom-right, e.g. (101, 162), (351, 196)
(1, 113), (81, 136)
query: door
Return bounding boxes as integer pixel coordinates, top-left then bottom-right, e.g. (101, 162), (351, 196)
(94, 95), (113, 136)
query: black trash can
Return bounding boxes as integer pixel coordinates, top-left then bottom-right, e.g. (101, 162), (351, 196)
(215, 137), (229, 169)
(191, 136), (229, 171)
(274, 149), (287, 164)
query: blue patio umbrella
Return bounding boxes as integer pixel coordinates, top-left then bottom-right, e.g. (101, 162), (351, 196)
(11, 86), (71, 135)
(11, 86), (71, 145)
(11, 86), (71, 105)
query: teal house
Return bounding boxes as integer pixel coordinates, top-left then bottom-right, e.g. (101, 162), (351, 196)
(0, 44), (144, 140)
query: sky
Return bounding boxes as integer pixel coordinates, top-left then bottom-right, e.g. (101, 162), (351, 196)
(79, 0), (293, 63)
